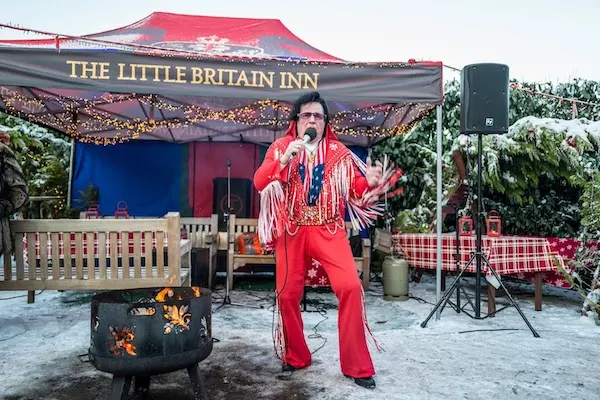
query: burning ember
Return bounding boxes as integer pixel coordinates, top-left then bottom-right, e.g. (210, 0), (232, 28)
(109, 326), (137, 356)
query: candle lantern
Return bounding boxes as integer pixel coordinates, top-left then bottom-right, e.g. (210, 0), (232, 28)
(486, 210), (502, 237)
(458, 216), (473, 236)
(84, 204), (99, 219)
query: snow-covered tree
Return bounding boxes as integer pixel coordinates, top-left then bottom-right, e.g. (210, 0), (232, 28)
(0, 113), (72, 218)
(372, 78), (600, 236)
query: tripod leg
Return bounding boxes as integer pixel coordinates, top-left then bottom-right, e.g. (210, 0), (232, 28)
(421, 259), (474, 328)
(421, 277), (460, 327)
(483, 257), (540, 338)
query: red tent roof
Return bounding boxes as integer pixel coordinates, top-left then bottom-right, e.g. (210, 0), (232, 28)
(0, 12), (342, 62)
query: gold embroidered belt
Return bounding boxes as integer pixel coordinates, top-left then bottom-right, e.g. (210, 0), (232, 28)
(292, 206), (341, 226)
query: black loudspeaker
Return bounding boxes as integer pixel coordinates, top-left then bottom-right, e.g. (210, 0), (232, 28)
(190, 248), (214, 289)
(212, 178), (252, 230)
(460, 63), (510, 135)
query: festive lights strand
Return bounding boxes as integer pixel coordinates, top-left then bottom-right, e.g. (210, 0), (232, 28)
(0, 24), (507, 144)
(2, 53), (591, 144)
(0, 22), (420, 69)
(443, 64), (600, 117)
(0, 21), (443, 146)
(0, 20), (594, 106)
(1, 90), (425, 145)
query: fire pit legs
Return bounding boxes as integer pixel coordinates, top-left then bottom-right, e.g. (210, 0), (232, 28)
(133, 376), (151, 399)
(106, 366), (208, 400)
(187, 363), (210, 400)
(109, 375), (132, 400)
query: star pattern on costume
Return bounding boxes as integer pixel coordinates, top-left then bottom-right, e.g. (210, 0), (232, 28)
(329, 143), (338, 151)
(304, 259), (331, 287)
(299, 164), (305, 183)
(307, 164), (325, 205)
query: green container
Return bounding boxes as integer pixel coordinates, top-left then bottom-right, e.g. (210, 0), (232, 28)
(382, 256), (409, 301)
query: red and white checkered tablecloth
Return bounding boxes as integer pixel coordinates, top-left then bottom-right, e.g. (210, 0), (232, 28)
(22, 232), (169, 263)
(304, 234), (597, 289)
(513, 237), (598, 288)
(392, 234), (566, 276)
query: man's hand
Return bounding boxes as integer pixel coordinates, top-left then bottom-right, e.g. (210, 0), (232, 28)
(365, 157), (383, 187)
(280, 139), (305, 166)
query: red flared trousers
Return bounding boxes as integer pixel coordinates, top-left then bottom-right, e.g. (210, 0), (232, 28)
(275, 223), (375, 378)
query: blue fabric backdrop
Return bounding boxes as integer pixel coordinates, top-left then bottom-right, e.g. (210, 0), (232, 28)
(71, 140), (183, 217)
(71, 141), (369, 224)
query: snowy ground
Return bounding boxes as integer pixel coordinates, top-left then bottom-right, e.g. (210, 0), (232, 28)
(1, 273), (599, 400)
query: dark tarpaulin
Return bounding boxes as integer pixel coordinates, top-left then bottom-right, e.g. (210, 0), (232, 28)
(0, 48), (442, 147)
(0, 48), (442, 103)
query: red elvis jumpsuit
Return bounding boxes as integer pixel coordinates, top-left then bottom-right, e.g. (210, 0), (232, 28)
(253, 122), (377, 379)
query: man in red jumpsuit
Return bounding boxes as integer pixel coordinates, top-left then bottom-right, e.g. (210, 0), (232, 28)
(254, 92), (400, 389)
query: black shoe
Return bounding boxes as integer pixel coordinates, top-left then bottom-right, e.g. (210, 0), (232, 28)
(277, 364), (298, 381)
(345, 375), (376, 389)
(281, 364), (297, 373)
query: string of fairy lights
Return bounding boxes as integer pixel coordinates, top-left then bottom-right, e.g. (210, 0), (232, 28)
(1, 89), (432, 146)
(444, 64), (600, 118)
(0, 23), (597, 146)
(0, 22), (437, 145)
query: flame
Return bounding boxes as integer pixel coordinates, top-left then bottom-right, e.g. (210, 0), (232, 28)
(109, 326), (137, 356)
(154, 287), (202, 302)
(155, 288), (175, 302)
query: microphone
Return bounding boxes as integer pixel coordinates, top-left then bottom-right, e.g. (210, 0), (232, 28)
(291, 128), (317, 157)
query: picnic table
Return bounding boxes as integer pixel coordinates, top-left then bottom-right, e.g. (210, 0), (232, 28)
(392, 233), (568, 312)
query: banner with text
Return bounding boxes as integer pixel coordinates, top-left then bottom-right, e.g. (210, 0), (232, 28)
(0, 48), (443, 104)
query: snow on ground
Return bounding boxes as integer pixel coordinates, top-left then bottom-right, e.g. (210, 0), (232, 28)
(1, 273), (599, 400)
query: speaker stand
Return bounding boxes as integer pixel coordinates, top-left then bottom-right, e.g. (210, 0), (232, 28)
(421, 133), (539, 337)
(215, 158), (262, 312)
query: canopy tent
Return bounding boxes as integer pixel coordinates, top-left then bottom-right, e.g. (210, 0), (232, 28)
(0, 12), (446, 312)
(0, 12), (442, 147)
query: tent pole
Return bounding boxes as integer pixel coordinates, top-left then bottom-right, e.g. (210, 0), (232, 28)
(66, 138), (75, 208)
(435, 104), (443, 320)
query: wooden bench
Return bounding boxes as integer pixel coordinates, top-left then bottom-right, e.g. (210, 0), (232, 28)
(227, 216), (371, 290)
(180, 215), (220, 289)
(0, 212), (191, 302)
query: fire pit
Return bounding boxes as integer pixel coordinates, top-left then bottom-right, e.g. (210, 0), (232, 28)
(88, 286), (213, 400)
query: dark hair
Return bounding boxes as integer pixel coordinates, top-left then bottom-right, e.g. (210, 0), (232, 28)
(289, 91), (329, 124)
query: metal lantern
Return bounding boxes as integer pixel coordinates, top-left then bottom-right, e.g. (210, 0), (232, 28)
(486, 210), (502, 237)
(458, 216), (473, 236)
(84, 205), (100, 219)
